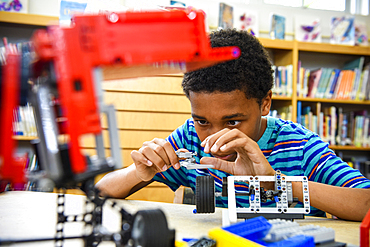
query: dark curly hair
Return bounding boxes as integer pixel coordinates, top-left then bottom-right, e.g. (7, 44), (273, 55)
(182, 29), (274, 105)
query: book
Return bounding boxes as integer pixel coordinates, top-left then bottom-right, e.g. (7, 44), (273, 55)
(340, 70), (356, 100)
(239, 11), (259, 37)
(269, 13), (285, 40)
(330, 106), (336, 145)
(303, 69), (310, 97)
(307, 68), (322, 98)
(294, 15), (322, 42)
(286, 64), (293, 97)
(343, 56), (365, 71)
(324, 69), (341, 99)
(363, 117), (370, 147)
(355, 20), (369, 46)
(330, 16), (355, 46)
(336, 107), (343, 145)
(0, 0), (28, 13)
(359, 64), (370, 101)
(316, 68), (334, 98)
(297, 101), (302, 124)
(219, 2), (233, 29)
(59, 0), (88, 26)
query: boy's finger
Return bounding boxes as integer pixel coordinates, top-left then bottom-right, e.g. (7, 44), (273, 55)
(153, 138), (180, 167)
(131, 150), (153, 166)
(139, 146), (168, 171)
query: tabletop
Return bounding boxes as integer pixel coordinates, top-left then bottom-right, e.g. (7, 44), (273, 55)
(0, 191), (362, 246)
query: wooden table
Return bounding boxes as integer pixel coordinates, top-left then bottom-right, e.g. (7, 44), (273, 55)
(0, 191), (361, 246)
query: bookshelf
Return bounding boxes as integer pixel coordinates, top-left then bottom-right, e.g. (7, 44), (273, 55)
(0, 12), (58, 26)
(259, 38), (370, 170)
(2, 13), (370, 194)
(12, 136), (37, 141)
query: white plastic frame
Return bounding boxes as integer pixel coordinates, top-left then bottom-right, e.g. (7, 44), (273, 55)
(224, 172), (310, 225)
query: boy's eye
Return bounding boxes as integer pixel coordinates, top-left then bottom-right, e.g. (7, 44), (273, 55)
(227, 120), (241, 126)
(196, 120), (208, 126)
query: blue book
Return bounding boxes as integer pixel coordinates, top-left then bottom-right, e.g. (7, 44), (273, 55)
(270, 14), (286, 40)
(297, 101), (302, 124)
(327, 69), (341, 98)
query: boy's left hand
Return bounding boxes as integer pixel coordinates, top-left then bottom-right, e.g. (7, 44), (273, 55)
(200, 128), (275, 176)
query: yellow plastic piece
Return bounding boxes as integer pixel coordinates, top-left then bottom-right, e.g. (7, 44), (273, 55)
(208, 228), (265, 247)
(175, 240), (189, 247)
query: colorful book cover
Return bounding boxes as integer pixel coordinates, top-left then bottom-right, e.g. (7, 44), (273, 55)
(219, 2), (233, 29)
(317, 68), (334, 98)
(330, 16), (355, 46)
(60, 0), (88, 26)
(239, 11), (259, 37)
(343, 56), (365, 71)
(307, 69), (322, 98)
(355, 20), (369, 46)
(294, 15), (321, 43)
(325, 69), (341, 99)
(270, 13), (285, 40)
(0, 0), (28, 13)
(359, 64), (370, 101)
(297, 101), (302, 124)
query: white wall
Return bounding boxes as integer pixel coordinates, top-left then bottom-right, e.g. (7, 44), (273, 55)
(27, 0), (370, 42)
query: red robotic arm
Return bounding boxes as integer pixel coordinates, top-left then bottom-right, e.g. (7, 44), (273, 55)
(0, 9), (240, 189)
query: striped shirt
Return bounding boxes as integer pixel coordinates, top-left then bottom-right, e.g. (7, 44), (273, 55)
(152, 116), (370, 217)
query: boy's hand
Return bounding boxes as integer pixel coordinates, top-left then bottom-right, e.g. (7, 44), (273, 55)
(200, 128), (275, 176)
(130, 138), (181, 181)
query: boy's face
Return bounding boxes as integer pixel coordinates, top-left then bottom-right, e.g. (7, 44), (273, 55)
(189, 89), (271, 161)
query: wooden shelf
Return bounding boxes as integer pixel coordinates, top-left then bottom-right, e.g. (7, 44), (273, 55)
(329, 145), (370, 151)
(0, 12), (59, 26)
(272, 95), (292, 101)
(297, 41), (370, 56)
(297, 98), (370, 105)
(12, 136), (38, 141)
(259, 38), (294, 50)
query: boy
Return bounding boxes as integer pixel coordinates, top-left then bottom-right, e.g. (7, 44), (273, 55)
(96, 29), (370, 221)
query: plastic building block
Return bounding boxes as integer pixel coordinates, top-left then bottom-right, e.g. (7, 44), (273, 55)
(208, 228), (265, 247)
(188, 237), (216, 247)
(265, 234), (314, 247)
(209, 216), (319, 247)
(224, 171), (310, 225)
(361, 207), (370, 247)
(222, 216), (272, 241)
(264, 219), (335, 244)
(176, 151), (214, 169)
(0, 47), (23, 186)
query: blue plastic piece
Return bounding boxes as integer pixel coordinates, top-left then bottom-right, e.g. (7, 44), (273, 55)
(193, 209), (197, 214)
(222, 216), (272, 241)
(251, 194), (255, 201)
(222, 217), (315, 247)
(274, 196), (279, 202)
(265, 234), (315, 247)
(182, 238), (197, 242)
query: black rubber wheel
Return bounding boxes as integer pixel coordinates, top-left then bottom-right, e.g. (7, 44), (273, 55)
(131, 209), (175, 247)
(195, 176), (215, 213)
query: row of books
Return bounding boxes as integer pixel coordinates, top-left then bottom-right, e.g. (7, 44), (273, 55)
(269, 105), (292, 122)
(339, 154), (370, 179)
(298, 103), (370, 147)
(0, 152), (39, 192)
(271, 64), (293, 97)
(297, 57), (370, 101)
(12, 104), (37, 137)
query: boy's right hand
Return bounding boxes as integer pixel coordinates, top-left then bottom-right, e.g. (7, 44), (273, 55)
(130, 138), (181, 181)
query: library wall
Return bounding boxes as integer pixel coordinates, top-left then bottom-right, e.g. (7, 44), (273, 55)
(80, 75), (192, 203)
(24, 0), (370, 41)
